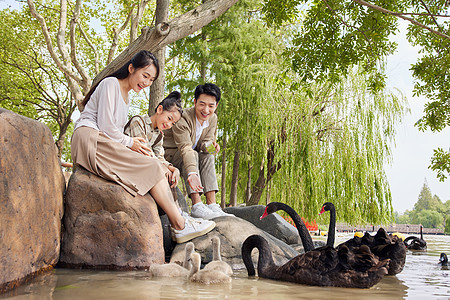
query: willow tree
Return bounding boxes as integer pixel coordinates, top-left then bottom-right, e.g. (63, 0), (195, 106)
(268, 69), (406, 223)
(164, 0), (284, 206)
(163, 0), (407, 223)
(263, 0), (450, 181)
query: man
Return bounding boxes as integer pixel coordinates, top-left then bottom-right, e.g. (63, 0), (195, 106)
(163, 83), (233, 219)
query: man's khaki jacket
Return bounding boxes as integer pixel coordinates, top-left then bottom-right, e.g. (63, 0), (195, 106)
(163, 106), (217, 174)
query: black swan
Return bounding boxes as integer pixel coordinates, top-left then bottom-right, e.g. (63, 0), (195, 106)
(439, 253), (448, 267)
(319, 202), (406, 275)
(261, 202), (315, 252)
(241, 234), (389, 288)
(404, 226), (427, 250)
(319, 202), (336, 248)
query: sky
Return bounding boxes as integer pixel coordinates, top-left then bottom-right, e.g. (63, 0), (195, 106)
(385, 21), (450, 213)
(1, 1), (448, 213)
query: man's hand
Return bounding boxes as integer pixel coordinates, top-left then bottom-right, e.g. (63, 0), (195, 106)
(213, 141), (220, 153)
(187, 173), (203, 192)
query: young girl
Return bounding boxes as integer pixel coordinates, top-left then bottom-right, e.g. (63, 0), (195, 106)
(71, 50), (215, 243)
(124, 91), (183, 188)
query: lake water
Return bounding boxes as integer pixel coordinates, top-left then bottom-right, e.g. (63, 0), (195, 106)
(1, 233), (449, 299)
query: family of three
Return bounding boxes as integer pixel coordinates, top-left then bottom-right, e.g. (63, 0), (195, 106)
(71, 50), (233, 244)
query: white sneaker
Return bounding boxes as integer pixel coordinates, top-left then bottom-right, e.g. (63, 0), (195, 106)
(191, 202), (222, 220)
(207, 203), (235, 217)
(172, 217), (216, 243)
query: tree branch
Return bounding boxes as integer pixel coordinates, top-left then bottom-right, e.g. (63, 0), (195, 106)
(322, 0), (376, 58)
(130, 0), (150, 43)
(27, 0), (79, 79)
(27, 0), (84, 105)
(353, 0), (450, 40)
(418, 0), (440, 29)
(108, 6), (135, 64)
(92, 0), (239, 88)
(70, 0), (91, 91)
(394, 12), (450, 18)
(57, 0), (71, 67)
(78, 23), (100, 74)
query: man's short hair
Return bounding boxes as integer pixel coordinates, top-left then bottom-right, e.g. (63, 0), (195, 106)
(194, 83), (221, 103)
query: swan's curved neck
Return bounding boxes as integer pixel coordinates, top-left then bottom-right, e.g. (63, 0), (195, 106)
(212, 238), (222, 261)
(278, 203), (315, 252)
(189, 253), (201, 277)
(242, 235), (276, 277)
(326, 206), (336, 248)
(184, 244), (194, 270)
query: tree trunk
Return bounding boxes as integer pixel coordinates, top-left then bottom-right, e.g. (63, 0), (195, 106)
(91, 0), (239, 92)
(266, 180), (271, 205)
(247, 162), (265, 206)
(220, 135), (227, 208)
(247, 140), (281, 206)
(229, 148), (240, 207)
(200, 31), (207, 81)
(149, 0), (169, 113)
(55, 132), (65, 159)
(245, 161), (253, 203)
(229, 149), (240, 207)
(55, 116), (72, 159)
(200, 0), (207, 82)
(149, 48), (166, 112)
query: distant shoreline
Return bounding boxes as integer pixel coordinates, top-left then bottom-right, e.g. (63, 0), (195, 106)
(332, 223), (445, 235)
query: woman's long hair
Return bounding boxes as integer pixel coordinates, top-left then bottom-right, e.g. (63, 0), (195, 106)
(81, 50), (160, 107)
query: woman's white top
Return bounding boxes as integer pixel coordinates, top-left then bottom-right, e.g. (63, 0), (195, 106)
(74, 77), (133, 147)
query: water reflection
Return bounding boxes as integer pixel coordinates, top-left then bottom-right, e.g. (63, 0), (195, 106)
(1, 234), (449, 299)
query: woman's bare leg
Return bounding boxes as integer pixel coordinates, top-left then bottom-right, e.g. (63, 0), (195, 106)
(150, 180), (185, 230)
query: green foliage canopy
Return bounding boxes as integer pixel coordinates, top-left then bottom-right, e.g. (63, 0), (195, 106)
(166, 0), (407, 223)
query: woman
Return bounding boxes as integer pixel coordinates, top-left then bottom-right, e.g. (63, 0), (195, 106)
(71, 50), (215, 243)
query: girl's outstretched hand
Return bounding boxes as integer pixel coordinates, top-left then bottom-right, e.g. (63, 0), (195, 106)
(130, 137), (152, 156)
(167, 167), (180, 188)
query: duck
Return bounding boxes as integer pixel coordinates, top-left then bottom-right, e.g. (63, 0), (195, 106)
(404, 225), (427, 251)
(203, 236), (233, 276)
(319, 202), (406, 275)
(260, 202), (316, 252)
(189, 252), (232, 284)
(242, 234), (389, 288)
(439, 253), (448, 267)
(149, 242), (194, 277)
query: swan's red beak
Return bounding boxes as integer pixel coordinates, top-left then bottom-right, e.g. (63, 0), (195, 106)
(260, 207), (269, 220)
(319, 206), (325, 215)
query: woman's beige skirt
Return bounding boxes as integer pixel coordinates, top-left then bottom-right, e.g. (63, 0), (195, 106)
(71, 126), (167, 196)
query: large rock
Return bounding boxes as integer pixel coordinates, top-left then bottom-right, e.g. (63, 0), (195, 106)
(170, 216), (299, 270)
(225, 205), (302, 245)
(60, 167), (165, 269)
(0, 108), (64, 292)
